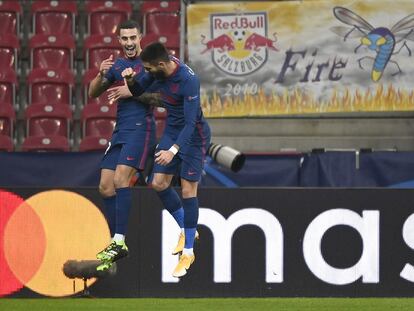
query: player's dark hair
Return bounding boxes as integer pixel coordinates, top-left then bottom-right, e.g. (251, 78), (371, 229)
(140, 42), (170, 65)
(117, 20), (141, 34)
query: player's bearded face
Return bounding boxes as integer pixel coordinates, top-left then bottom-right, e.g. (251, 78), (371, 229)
(119, 28), (141, 58)
(151, 67), (167, 79)
(144, 62), (168, 79)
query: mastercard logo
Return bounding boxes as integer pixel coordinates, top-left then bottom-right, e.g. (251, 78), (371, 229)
(0, 189), (110, 297)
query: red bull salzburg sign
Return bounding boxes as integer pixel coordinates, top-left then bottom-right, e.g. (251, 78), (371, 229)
(187, 1), (414, 117)
(201, 12), (277, 76)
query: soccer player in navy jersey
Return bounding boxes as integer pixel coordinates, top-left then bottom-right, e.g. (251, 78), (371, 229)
(121, 42), (211, 277)
(88, 20), (157, 270)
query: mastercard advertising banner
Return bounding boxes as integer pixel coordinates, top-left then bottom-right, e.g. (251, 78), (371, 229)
(0, 189), (111, 297)
(186, 0), (414, 117)
(3, 187), (414, 298)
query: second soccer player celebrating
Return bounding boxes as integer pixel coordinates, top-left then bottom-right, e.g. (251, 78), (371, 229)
(88, 20), (156, 271)
(121, 42), (211, 278)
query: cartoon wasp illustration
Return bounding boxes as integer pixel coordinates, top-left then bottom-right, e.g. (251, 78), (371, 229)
(331, 6), (414, 82)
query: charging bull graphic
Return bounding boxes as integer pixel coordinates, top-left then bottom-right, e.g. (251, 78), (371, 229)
(201, 12), (278, 76)
(201, 34), (236, 54)
(244, 32), (278, 52)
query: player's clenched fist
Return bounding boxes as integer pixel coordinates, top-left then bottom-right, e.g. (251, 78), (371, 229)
(99, 54), (114, 76)
(121, 68), (136, 84)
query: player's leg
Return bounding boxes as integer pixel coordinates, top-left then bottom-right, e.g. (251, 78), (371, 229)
(113, 164), (137, 242)
(172, 147), (206, 277)
(181, 178), (199, 252)
(96, 144), (121, 262)
(152, 172), (198, 254)
(98, 169), (116, 236)
(172, 125), (211, 277)
(98, 144), (121, 237)
(111, 125), (154, 243)
(172, 178), (199, 278)
(152, 172), (185, 250)
(151, 137), (191, 253)
(96, 164), (135, 269)
(98, 127), (154, 269)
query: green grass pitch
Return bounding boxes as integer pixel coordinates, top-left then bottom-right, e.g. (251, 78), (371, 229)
(1, 298), (414, 311)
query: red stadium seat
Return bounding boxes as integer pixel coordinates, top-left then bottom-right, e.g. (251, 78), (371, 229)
(0, 104), (15, 138)
(79, 136), (110, 152)
(25, 103), (72, 138)
(141, 33), (179, 56)
(81, 102), (116, 138)
(155, 119), (166, 140)
(84, 35), (123, 70)
(153, 107), (167, 140)
(29, 34), (75, 70)
(31, 0), (77, 35)
(0, 134), (13, 151)
(85, 1), (131, 35)
(153, 106), (167, 119)
(0, 34), (19, 72)
(28, 68), (75, 106)
(0, 1), (22, 36)
(21, 136), (69, 152)
(141, 1), (180, 35)
(0, 69), (17, 108)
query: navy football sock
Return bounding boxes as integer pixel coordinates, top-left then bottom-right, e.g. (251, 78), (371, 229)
(183, 197), (198, 248)
(171, 208), (185, 229)
(115, 187), (132, 235)
(103, 195), (116, 236)
(157, 187), (184, 228)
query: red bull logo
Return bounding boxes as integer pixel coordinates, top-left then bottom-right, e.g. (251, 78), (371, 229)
(201, 12), (278, 76)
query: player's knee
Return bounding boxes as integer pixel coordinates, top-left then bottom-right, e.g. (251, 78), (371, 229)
(113, 174), (130, 189)
(152, 179), (169, 192)
(99, 182), (115, 197)
(181, 186), (197, 198)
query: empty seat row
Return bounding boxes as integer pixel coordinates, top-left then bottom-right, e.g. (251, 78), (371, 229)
(0, 32), (179, 73)
(0, 68), (73, 108)
(0, 0), (180, 77)
(0, 31), (180, 109)
(0, 0), (179, 37)
(0, 102), (167, 152)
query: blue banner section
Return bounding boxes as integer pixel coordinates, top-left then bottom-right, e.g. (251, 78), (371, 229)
(1, 151), (414, 187)
(0, 151), (102, 187)
(361, 152), (414, 188)
(300, 151), (359, 187)
(300, 152), (414, 188)
(202, 154), (302, 187)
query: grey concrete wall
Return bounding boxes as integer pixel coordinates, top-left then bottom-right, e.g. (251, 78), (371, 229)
(208, 115), (414, 152)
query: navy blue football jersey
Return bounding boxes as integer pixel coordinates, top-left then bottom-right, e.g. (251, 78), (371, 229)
(104, 56), (153, 131)
(130, 57), (210, 151)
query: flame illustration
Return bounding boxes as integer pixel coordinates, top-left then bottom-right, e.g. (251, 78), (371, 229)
(202, 85), (414, 117)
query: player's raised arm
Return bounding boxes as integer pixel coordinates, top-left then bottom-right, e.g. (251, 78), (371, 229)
(89, 54), (115, 98)
(174, 76), (201, 149)
(107, 85), (163, 107)
(135, 93), (164, 107)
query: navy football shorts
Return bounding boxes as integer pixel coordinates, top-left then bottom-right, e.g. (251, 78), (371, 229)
(101, 126), (155, 171)
(153, 134), (210, 182)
